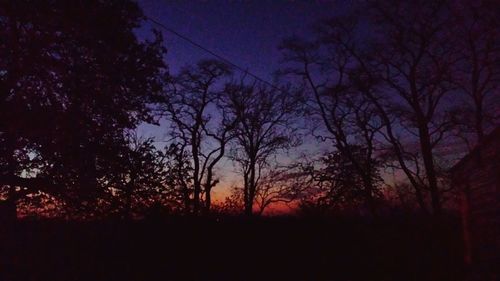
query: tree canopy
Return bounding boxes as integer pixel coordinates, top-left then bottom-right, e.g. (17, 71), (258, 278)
(0, 0), (167, 213)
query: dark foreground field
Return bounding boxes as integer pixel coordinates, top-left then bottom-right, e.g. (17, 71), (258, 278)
(0, 215), (465, 281)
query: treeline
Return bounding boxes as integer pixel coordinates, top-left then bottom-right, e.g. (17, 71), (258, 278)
(0, 0), (498, 219)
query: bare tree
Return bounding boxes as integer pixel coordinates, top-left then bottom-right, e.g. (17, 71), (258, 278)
(279, 0), (471, 215)
(292, 147), (384, 216)
(223, 81), (300, 215)
(368, 0), (458, 215)
(279, 16), (385, 215)
(449, 0), (500, 147)
(280, 0), (498, 217)
(254, 167), (308, 215)
(162, 59), (236, 214)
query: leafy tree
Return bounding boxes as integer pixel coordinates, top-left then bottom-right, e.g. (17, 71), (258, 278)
(105, 132), (172, 218)
(163, 142), (194, 213)
(0, 0), (167, 217)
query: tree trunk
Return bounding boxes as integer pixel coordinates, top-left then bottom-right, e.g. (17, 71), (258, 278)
(193, 183), (200, 214)
(243, 171), (251, 215)
(474, 97), (484, 144)
(244, 176), (253, 216)
(245, 157), (257, 216)
(203, 173), (213, 214)
(192, 134), (201, 215)
(244, 201), (253, 216)
(203, 168), (220, 214)
(204, 188), (211, 214)
(417, 123), (442, 215)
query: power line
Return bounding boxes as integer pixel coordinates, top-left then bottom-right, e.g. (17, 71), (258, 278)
(146, 16), (283, 92)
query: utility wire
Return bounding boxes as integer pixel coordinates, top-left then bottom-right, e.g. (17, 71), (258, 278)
(146, 16), (284, 92)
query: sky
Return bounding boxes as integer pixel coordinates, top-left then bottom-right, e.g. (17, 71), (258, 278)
(134, 0), (347, 204)
(138, 0), (348, 76)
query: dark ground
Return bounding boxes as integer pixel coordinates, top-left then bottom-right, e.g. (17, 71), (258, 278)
(0, 214), (465, 281)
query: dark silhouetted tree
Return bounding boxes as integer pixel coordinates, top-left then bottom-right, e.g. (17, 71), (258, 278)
(0, 0), (167, 217)
(449, 0), (500, 147)
(105, 132), (173, 218)
(279, 16), (385, 215)
(298, 147), (383, 215)
(162, 60), (236, 214)
(253, 167), (308, 215)
(279, 1), (478, 215)
(367, 0), (456, 215)
(223, 81), (300, 215)
(163, 142), (194, 213)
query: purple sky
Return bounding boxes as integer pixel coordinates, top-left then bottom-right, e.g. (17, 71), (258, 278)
(138, 0), (348, 77)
